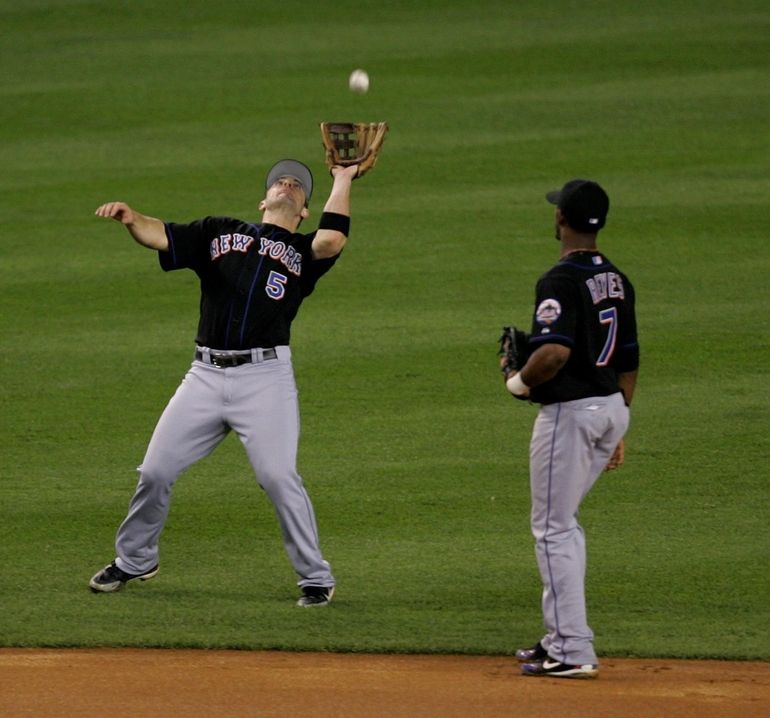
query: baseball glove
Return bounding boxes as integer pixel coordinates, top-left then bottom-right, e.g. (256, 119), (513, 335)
(320, 122), (388, 177)
(498, 326), (530, 376)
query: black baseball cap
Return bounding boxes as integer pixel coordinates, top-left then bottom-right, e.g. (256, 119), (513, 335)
(546, 179), (609, 233)
(265, 159), (313, 204)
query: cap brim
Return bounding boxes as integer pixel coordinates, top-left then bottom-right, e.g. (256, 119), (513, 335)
(545, 190), (561, 205)
(266, 159), (313, 203)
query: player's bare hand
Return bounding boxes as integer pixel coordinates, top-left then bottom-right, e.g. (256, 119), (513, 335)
(94, 201), (136, 225)
(605, 439), (625, 471)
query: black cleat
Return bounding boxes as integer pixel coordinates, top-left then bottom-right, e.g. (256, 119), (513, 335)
(515, 642), (548, 662)
(521, 658), (598, 679)
(89, 561), (159, 593)
(296, 585), (335, 607)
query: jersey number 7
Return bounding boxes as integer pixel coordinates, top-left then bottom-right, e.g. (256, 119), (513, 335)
(596, 307), (618, 367)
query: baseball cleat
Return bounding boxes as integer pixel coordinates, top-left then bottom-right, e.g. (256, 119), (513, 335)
(521, 658), (598, 679)
(515, 641), (548, 662)
(296, 585), (335, 607)
(89, 561), (159, 593)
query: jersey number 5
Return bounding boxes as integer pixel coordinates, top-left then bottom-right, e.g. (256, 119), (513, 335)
(265, 270), (287, 300)
(596, 307), (618, 367)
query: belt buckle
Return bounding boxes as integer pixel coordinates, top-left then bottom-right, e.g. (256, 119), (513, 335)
(206, 349), (274, 367)
(210, 353), (233, 368)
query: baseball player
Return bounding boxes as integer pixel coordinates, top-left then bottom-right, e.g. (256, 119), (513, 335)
(502, 179), (639, 677)
(89, 159), (359, 607)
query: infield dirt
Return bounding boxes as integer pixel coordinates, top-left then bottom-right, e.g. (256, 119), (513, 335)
(1, 649), (768, 717)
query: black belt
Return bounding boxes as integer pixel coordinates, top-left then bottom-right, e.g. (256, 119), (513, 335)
(195, 348), (277, 368)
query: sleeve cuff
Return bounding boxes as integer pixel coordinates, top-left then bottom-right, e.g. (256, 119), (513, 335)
(158, 223), (177, 271)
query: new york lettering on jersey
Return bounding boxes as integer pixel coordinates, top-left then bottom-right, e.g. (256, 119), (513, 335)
(209, 232), (303, 277)
(209, 232), (255, 258)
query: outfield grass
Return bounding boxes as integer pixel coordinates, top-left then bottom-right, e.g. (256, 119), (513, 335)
(1, 0), (768, 659)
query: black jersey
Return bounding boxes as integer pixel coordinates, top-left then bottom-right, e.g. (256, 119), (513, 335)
(160, 217), (339, 349)
(528, 250), (639, 405)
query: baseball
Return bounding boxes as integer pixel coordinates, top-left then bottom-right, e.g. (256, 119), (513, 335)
(349, 69), (369, 94)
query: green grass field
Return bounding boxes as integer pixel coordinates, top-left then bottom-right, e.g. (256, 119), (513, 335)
(1, 0), (768, 660)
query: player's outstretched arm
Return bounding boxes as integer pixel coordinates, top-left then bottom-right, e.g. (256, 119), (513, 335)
(312, 165), (358, 259)
(94, 201), (169, 251)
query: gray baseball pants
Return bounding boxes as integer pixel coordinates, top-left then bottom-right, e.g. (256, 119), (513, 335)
(529, 392), (629, 665)
(113, 346), (335, 589)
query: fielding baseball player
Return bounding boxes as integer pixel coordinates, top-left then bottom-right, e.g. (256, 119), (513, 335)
(500, 179), (639, 677)
(89, 159), (360, 607)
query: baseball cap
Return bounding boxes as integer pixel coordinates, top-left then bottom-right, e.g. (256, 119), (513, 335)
(265, 159), (313, 204)
(546, 179), (609, 232)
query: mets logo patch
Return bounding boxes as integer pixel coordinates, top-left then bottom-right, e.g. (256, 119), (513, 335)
(535, 298), (562, 326)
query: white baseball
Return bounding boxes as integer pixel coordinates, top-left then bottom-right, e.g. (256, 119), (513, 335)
(349, 69), (369, 94)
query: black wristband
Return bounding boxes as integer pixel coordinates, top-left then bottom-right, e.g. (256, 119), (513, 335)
(318, 212), (350, 236)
